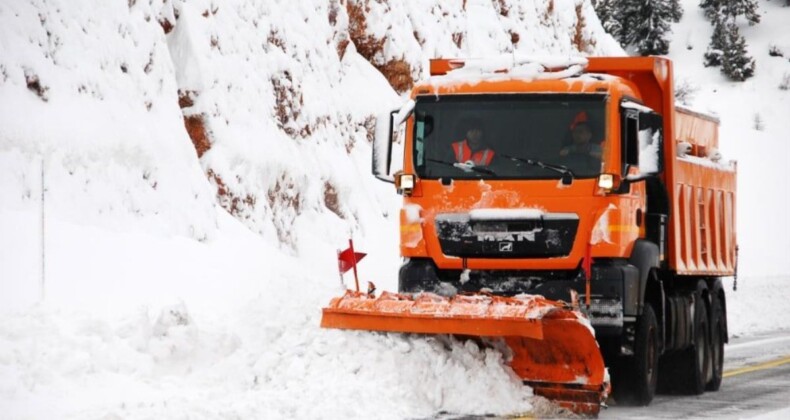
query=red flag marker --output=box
[338,239,366,291]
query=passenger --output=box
[560,111,602,159]
[451,118,495,166]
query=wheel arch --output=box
[628,239,660,315]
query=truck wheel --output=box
[706,297,725,391]
[660,291,710,395]
[613,304,659,405]
[691,292,711,394]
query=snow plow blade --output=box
[321,290,608,416]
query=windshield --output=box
[413,94,607,180]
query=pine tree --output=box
[596,0,683,56]
[700,0,722,19]
[702,0,760,24]
[592,0,623,41]
[720,21,755,81]
[700,0,759,77]
[623,0,677,56]
[703,14,727,66]
[668,0,684,22]
[723,0,760,25]
[616,0,640,46]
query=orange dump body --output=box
[322,291,608,415]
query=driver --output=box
[451,117,495,166]
[560,111,602,159]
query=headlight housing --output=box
[396,173,415,195]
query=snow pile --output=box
[0,208,543,418]
[0,298,535,419]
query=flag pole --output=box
[349,239,360,292]
[336,249,345,289]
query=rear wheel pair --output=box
[659,284,722,395]
[613,283,726,404]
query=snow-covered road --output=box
[600,330,790,419]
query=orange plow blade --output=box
[321,290,608,416]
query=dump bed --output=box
[669,107,737,275]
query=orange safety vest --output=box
[452,140,494,166]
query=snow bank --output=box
[0,300,536,419]
[726,275,790,338]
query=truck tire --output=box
[613,304,659,405]
[659,288,710,395]
[706,296,725,391]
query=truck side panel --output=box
[669,110,736,275]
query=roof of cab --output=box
[413,56,639,99]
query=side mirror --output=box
[372,109,398,183]
[372,101,415,184]
[622,109,639,174]
[621,104,665,176]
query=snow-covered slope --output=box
[0,0,788,418]
[0,0,218,240]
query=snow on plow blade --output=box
[321,290,608,416]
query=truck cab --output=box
[381,59,664,326]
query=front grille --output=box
[435,212,579,258]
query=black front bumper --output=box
[399,258,641,337]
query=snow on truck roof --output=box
[429,55,589,76]
[422,55,619,93]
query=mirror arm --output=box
[375,174,395,184]
[619,172,658,192]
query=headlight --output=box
[396,173,415,195]
[597,173,621,193]
[597,173,614,190]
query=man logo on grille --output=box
[499,242,513,252]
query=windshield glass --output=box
[413,94,607,180]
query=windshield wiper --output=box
[501,154,574,184]
[426,158,497,176]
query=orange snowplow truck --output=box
[322,56,736,414]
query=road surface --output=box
[600,329,790,419]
